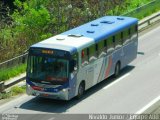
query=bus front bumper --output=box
[26,84,69,100]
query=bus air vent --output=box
[117,17,125,20]
[91,23,99,26]
[87,30,95,33]
[68,34,83,37]
[100,20,115,24]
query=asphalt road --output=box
[0,24,160,119]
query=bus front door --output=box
[86,65,94,89]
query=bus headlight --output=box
[62,88,70,92]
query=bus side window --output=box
[128,28,132,42]
[130,25,136,39]
[115,33,122,49]
[95,43,98,57]
[131,26,135,35]
[135,25,138,37]
[89,45,97,62]
[81,48,88,66]
[104,39,107,53]
[104,39,107,48]
[98,40,106,57]
[107,37,114,53]
[121,32,124,44]
[128,28,131,37]
[123,29,129,45]
[112,36,115,49]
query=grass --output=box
[0,85,26,100]
[0,64,26,82]
[107,0,160,20]
[123,0,160,19]
[11,85,26,96]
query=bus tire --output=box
[114,62,120,78]
[77,81,85,99]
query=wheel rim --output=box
[78,83,84,97]
[115,64,120,76]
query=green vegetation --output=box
[0,85,26,100]
[0,64,26,82]
[1,0,159,62]
[123,0,160,19]
[0,0,160,82]
[11,85,26,95]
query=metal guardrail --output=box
[0,53,28,70]
[139,13,160,26]
[5,76,26,89]
[138,12,160,32]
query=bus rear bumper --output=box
[26,84,69,100]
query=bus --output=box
[26,16,138,100]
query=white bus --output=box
[26,16,138,100]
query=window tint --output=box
[81,48,88,66]
[123,29,129,44]
[104,39,107,48]
[128,28,131,36]
[123,29,128,39]
[112,36,115,47]
[97,40,107,57]
[115,33,122,49]
[96,44,98,51]
[98,40,104,52]
[107,37,114,53]
[104,39,107,53]
[131,26,135,35]
[121,32,123,43]
[89,45,97,62]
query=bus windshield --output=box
[27,55,69,84]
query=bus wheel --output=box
[114,62,120,78]
[77,82,85,99]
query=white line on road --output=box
[103,73,130,90]
[136,96,160,114]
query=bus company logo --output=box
[2,114,18,120]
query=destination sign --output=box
[42,50,54,54]
[29,48,70,58]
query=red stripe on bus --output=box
[32,86,43,91]
[105,56,112,78]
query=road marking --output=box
[103,73,130,90]
[0,94,33,113]
[136,96,160,114]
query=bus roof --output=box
[31,16,138,54]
